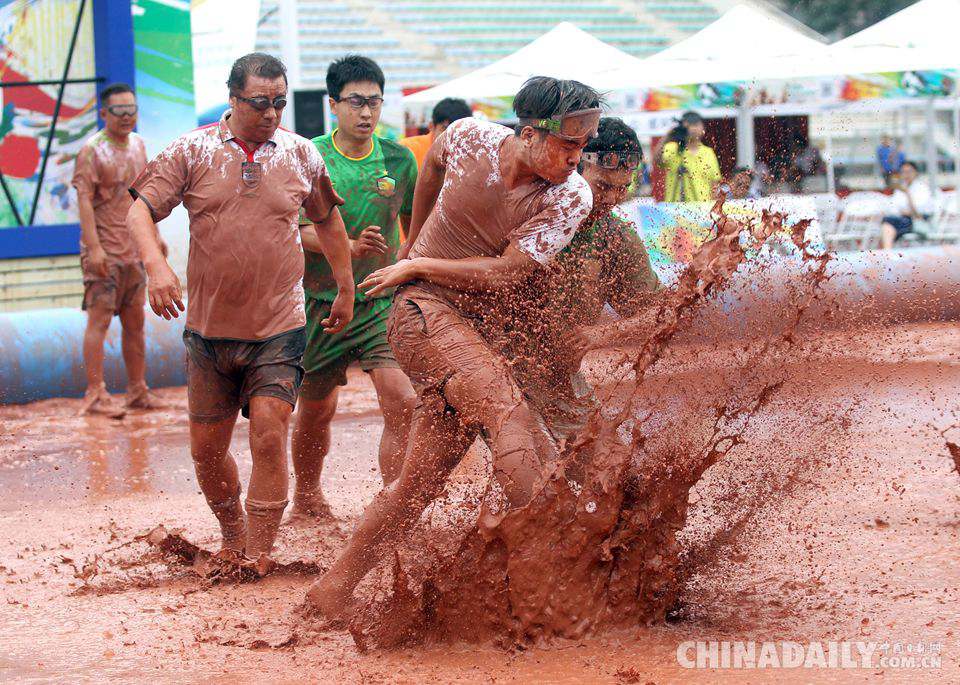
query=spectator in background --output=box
[879,160,935,249]
[715,166,758,200]
[72,83,165,417]
[877,135,905,187]
[653,111,722,202]
[792,140,825,191]
[400,97,472,170]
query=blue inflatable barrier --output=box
[0,247,957,406]
[0,306,185,405]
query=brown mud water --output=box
[342,205,843,649]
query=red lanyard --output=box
[232,138,262,163]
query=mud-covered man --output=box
[492,117,661,442]
[72,82,164,417]
[307,76,600,618]
[127,53,354,569]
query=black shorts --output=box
[183,327,306,423]
[883,215,929,240]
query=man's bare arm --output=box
[399,137,446,259]
[127,198,183,320]
[77,193,108,277]
[307,206,355,333]
[359,245,538,297]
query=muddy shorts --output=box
[300,296,398,401]
[183,327,306,422]
[81,261,146,315]
[388,286,524,417]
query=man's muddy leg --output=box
[291,389,339,519]
[368,367,417,485]
[245,395,294,558]
[118,301,147,390]
[443,366,556,508]
[305,395,474,618]
[189,413,245,552]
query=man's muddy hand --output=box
[145,260,184,320]
[350,225,388,259]
[322,290,355,334]
[359,259,421,297]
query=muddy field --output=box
[1,323,959,683]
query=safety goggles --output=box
[235,95,288,112]
[106,104,138,117]
[520,107,601,142]
[337,94,384,110]
[581,150,643,170]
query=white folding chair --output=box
[926,202,960,245]
[828,200,882,251]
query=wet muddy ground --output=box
[1,322,959,683]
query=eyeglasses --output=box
[582,150,643,171]
[520,107,602,143]
[337,94,384,110]
[106,104,138,117]
[235,95,288,112]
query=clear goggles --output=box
[581,150,643,170]
[521,107,602,142]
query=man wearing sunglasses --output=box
[305,76,599,620]
[492,118,660,441]
[127,53,354,570]
[72,82,165,417]
[291,55,419,522]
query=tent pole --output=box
[825,110,836,195]
[278,0,300,130]
[925,97,938,190]
[953,93,960,207]
[736,98,754,168]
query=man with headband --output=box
[305,76,599,619]
[496,117,660,442]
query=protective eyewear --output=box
[235,95,288,112]
[520,107,601,142]
[581,150,643,170]
[338,94,384,110]
[106,104,138,117]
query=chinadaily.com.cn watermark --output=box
[676,640,943,670]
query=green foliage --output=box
[776,0,916,39]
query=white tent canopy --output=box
[403,22,647,103]
[649,4,825,63]
[835,0,956,50]
[621,3,949,88]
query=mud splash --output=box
[337,204,835,649]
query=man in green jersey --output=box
[293,55,418,519]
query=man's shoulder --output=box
[379,136,417,167]
[310,131,334,151]
[446,117,509,148]
[547,171,592,208]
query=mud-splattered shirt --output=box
[130,111,343,341]
[303,131,417,303]
[410,117,592,309]
[71,130,147,270]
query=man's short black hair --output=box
[326,54,385,101]
[901,160,919,171]
[513,76,602,135]
[99,82,134,106]
[584,117,642,157]
[227,52,287,95]
[432,98,472,126]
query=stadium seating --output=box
[254,0,720,90]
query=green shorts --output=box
[300,296,398,400]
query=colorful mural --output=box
[618,196,824,281]
[0,0,97,228]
